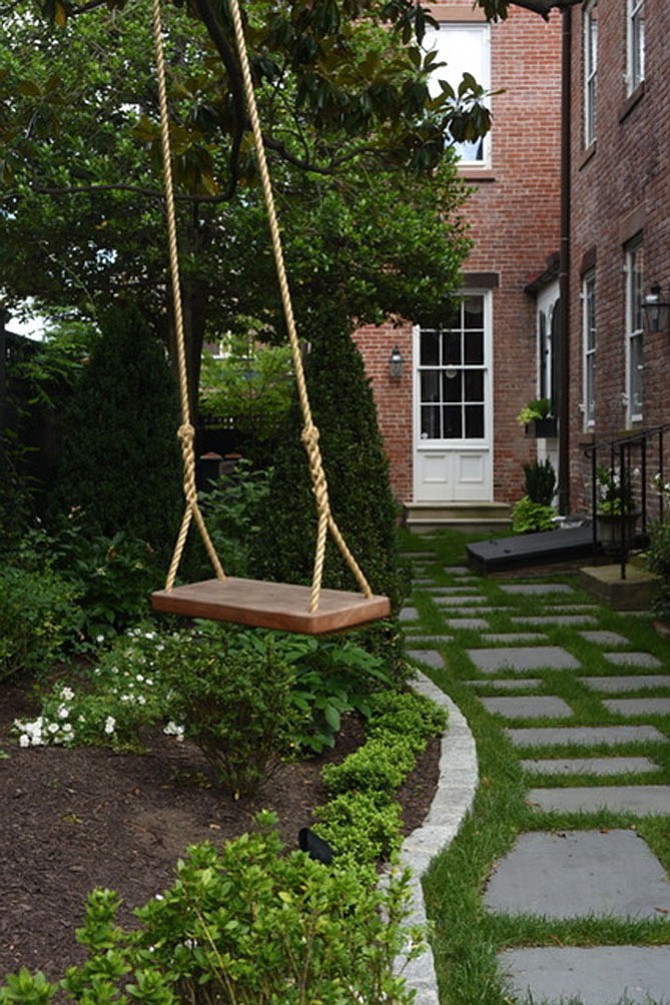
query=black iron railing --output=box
[583,422,670,579]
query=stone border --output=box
[393,674,478,1005]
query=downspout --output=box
[557,5,572,515]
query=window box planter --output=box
[595,512,639,557]
[525,417,557,438]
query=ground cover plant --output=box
[398,528,670,1005]
[0,601,445,996]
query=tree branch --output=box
[507,0,584,20]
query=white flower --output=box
[60,687,75,701]
[63,723,73,733]
[58,705,70,719]
[104,716,116,735]
[48,722,59,734]
[136,674,144,683]
[19,734,30,748]
[96,634,105,644]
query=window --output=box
[422,23,491,166]
[626,0,645,94]
[418,296,486,440]
[583,1,598,147]
[625,241,644,423]
[582,271,596,428]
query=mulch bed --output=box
[0,677,440,982]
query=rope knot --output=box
[301,424,320,451]
[177,422,195,446]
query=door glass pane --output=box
[465,405,485,438]
[420,331,439,366]
[443,406,462,439]
[421,370,440,402]
[443,370,462,402]
[421,406,441,439]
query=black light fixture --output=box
[388,345,404,379]
[641,283,670,333]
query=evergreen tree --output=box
[252,313,408,616]
[52,303,182,559]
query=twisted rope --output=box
[153,0,373,609]
[150,0,225,590]
[227,0,373,609]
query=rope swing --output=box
[149,0,390,633]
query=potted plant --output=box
[516,398,556,438]
[595,464,638,556]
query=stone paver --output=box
[603,651,664,668]
[603,697,670,716]
[399,607,419,622]
[443,617,490,630]
[407,649,445,670]
[484,829,670,919]
[444,566,471,575]
[431,586,483,595]
[480,632,546,643]
[499,583,575,595]
[467,646,579,673]
[512,614,599,626]
[528,784,670,816]
[433,595,488,606]
[506,724,666,747]
[579,674,670,692]
[404,635,454,645]
[471,678,543,691]
[499,945,670,1005]
[520,756,657,776]
[479,696,572,719]
[579,629,630,646]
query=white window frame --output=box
[626,0,645,95]
[625,240,644,425]
[582,270,596,430]
[583,1,598,148]
[422,23,491,168]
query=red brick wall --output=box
[356,2,563,504]
[568,2,670,513]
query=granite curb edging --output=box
[392,673,478,1005]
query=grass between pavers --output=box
[398,529,670,1005]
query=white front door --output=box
[413,293,492,502]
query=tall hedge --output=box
[51,303,182,559]
[252,321,408,615]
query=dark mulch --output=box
[0,678,440,982]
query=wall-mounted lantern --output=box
[641,283,670,333]
[388,346,405,379]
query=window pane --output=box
[464,297,484,329]
[421,406,441,439]
[443,370,462,402]
[421,370,441,402]
[443,329,462,365]
[443,406,462,439]
[464,370,484,401]
[464,331,484,365]
[465,405,484,438]
[420,331,439,366]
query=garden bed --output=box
[0,678,439,981]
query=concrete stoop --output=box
[579,563,660,611]
[403,500,512,534]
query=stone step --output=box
[403,501,512,533]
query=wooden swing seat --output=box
[151,577,391,634]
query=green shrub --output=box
[155,628,301,796]
[511,495,556,534]
[646,518,670,621]
[367,688,448,743]
[199,460,273,578]
[0,815,421,1005]
[13,519,164,643]
[322,737,417,794]
[50,303,182,562]
[523,457,556,506]
[314,790,403,863]
[0,566,81,680]
[251,321,409,617]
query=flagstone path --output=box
[399,549,670,1005]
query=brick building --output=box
[568,0,669,518]
[354,2,564,527]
